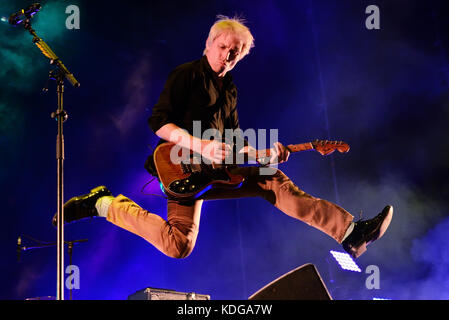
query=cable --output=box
[140,177,169,199]
[22,234,54,245]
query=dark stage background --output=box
[1,0,449,300]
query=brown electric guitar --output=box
[153,140,350,200]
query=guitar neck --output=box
[256,142,314,158]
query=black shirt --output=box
[148,55,245,145]
[145,56,247,176]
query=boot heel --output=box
[351,242,367,258]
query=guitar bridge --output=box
[180,162,192,174]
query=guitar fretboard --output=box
[255,142,314,158]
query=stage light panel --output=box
[330,250,362,272]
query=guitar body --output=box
[153,142,245,200]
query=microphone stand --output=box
[20,16,80,301]
[18,237,88,300]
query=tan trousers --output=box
[106,167,353,259]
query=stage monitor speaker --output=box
[248,263,332,300]
[128,287,210,300]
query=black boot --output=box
[52,186,112,227]
[342,205,393,258]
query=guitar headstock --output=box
[312,139,350,156]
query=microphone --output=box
[17,236,22,262]
[9,3,42,26]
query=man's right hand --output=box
[155,123,232,164]
[200,140,232,164]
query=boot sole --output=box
[371,205,393,244]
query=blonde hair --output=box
[204,15,255,57]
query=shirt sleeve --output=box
[148,65,194,133]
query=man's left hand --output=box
[269,142,290,164]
